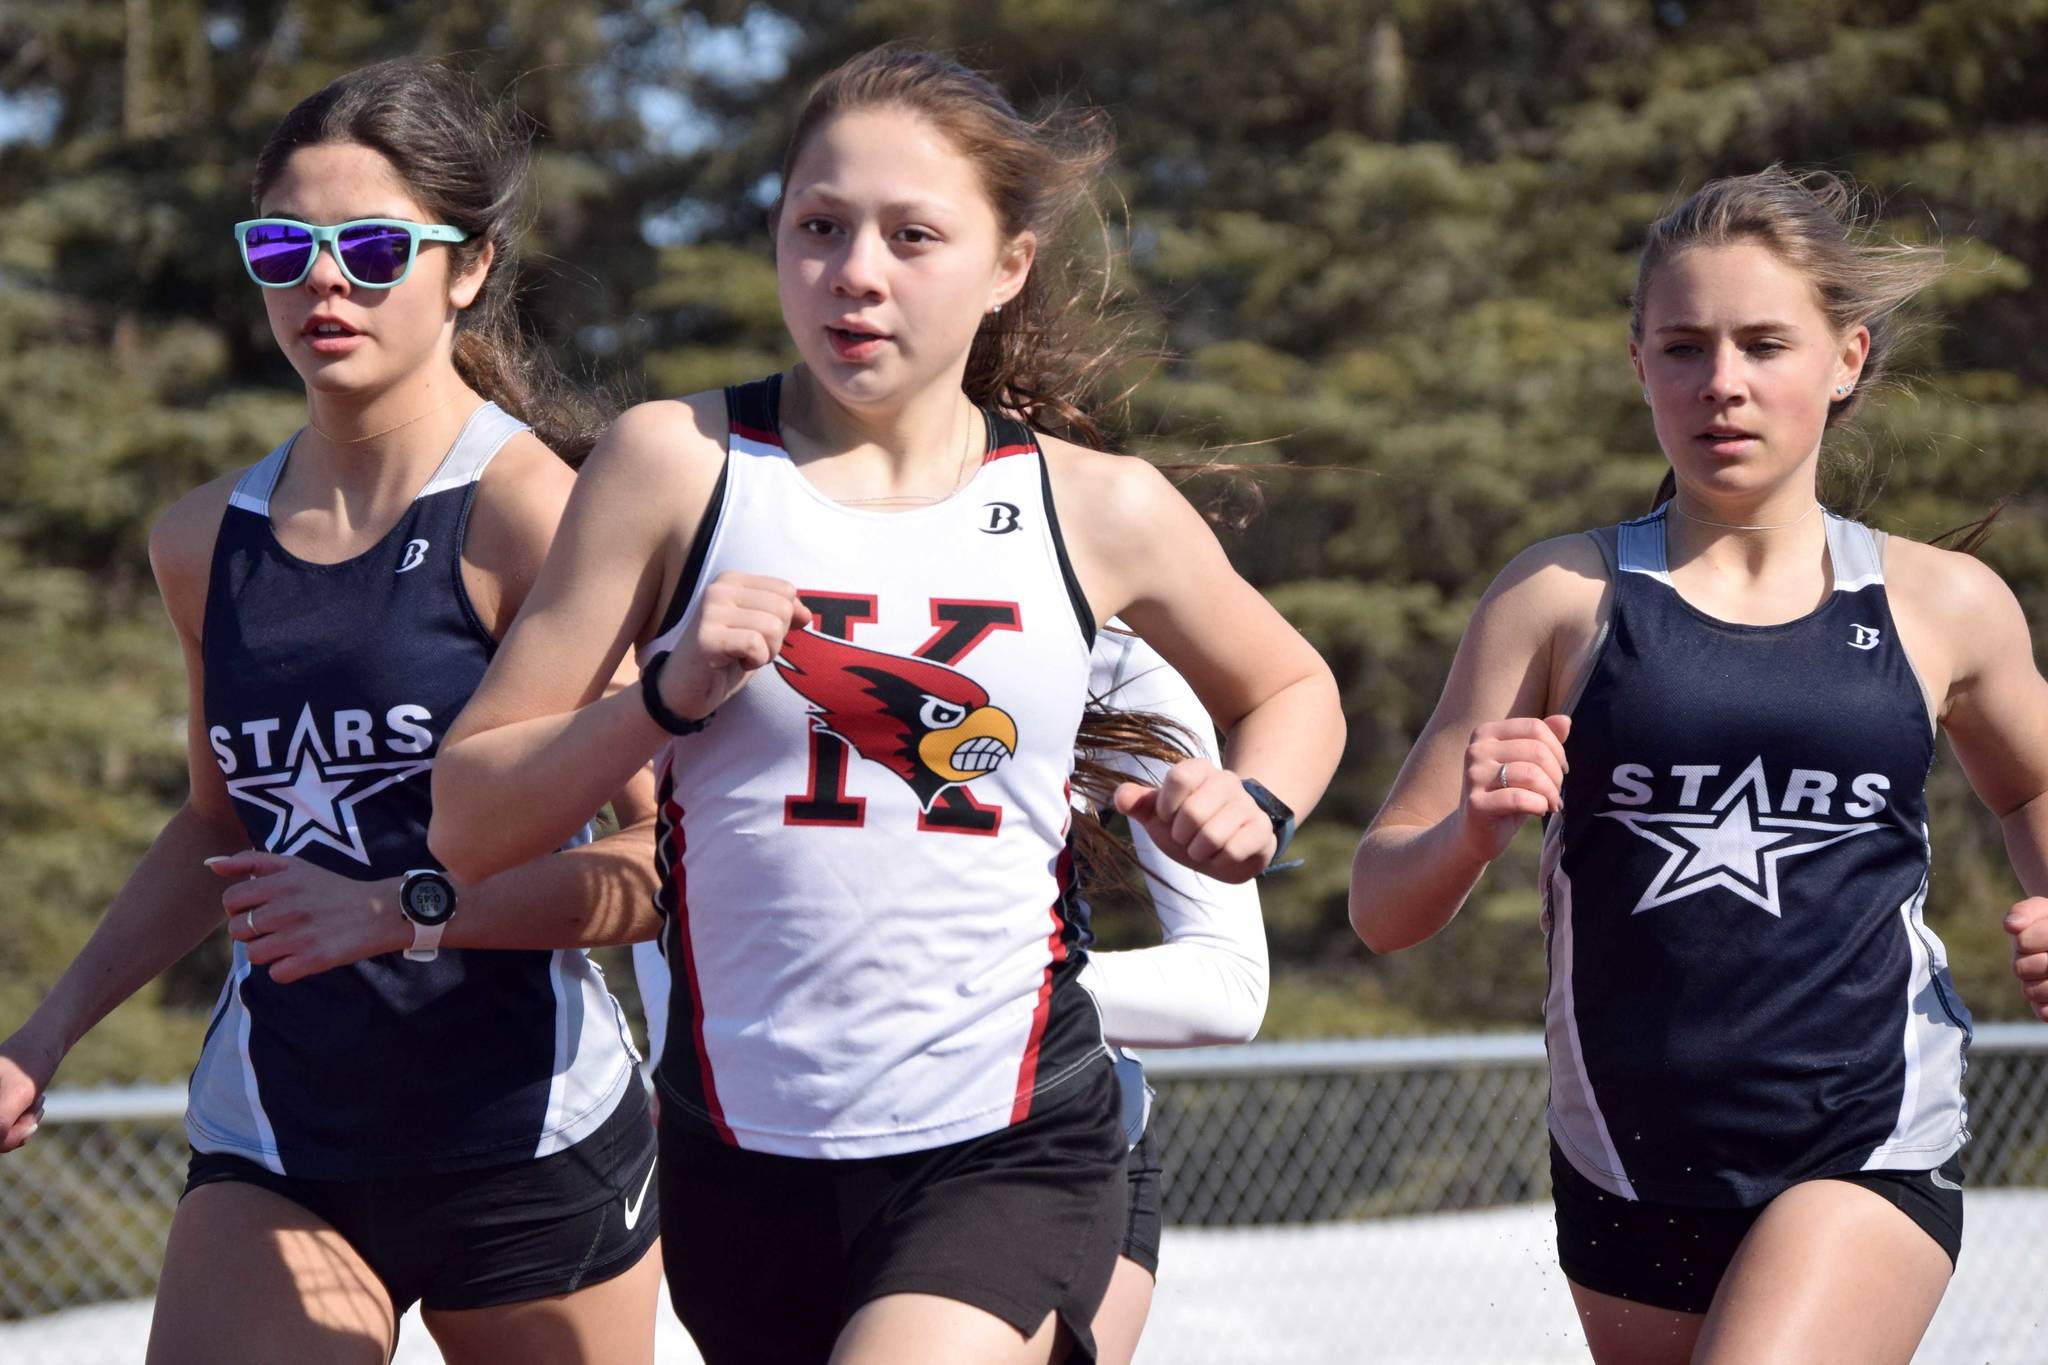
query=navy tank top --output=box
[189,403,640,1179]
[1541,508,1971,1207]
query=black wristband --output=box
[640,649,715,736]
[1240,777,1297,868]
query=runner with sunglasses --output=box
[431,47,1341,1365]
[0,60,663,1365]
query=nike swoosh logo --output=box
[623,1158,656,1230]
[1928,1170,1962,1192]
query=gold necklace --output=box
[797,389,983,507]
[1668,499,1821,532]
[307,392,464,446]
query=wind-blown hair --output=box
[1632,167,1950,524]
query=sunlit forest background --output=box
[3,0,2043,1084]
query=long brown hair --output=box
[774,46,1141,451]
[252,59,608,462]
[1069,681,1202,900]
[1630,168,1948,518]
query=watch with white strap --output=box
[398,868,458,962]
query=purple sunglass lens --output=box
[244,223,315,284]
[337,223,415,285]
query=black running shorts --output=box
[1551,1137,1963,1315]
[659,1057,1127,1364]
[182,1083,658,1314]
[1121,1126,1164,1277]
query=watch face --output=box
[403,872,456,925]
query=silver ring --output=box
[246,908,259,936]
[1496,762,1511,791]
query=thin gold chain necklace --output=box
[307,392,464,446]
[791,389,981,507]
[1668,499,1821,532]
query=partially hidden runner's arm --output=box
[1348,535,1608,954]
[619,637,1272,1058]
[1889,539,2048,1021]
[206,434,667,981]
[1078,633,1267,1047]
[429,395,810,884]
[1046,443,1345,884]
[0,481,254,1150]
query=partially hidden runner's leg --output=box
[1694,1179,1952,1365]
[1568,1282,1701,1365]
[426,1240,664,1365]
[146,1181,394,1365]
[832,1294,1070,1365]
[1089,1257,1157,1365]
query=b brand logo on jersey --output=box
[1849,625,1882,650]
[980,502,1021,534]
[211,702,435,865]
[1598,756,1888,918]
[396,539,430,574]
[775,593,1023,835]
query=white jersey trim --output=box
[185,945,285,1173]
[1542,850,1639,1200]
[1862,841,1971,1171]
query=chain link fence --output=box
[5,1027,2045,1361]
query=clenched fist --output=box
[1114,758,1278,884]
[657,572,814,722]
[1454,715,1571,865]
[2006,898,2048,1023]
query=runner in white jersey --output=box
[629,623,1268,1365]
[433,47,1342,1365]
[1351,170,2048,1365]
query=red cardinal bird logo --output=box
[776,629,1018,811]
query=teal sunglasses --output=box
[234,218,470,289]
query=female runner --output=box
[430,46,1341,1365]
[0,61,664,1364]
[627,622,1269,1365]
[1349,168,2048,1363]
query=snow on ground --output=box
[7,1194,2044,1363]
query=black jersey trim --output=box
[724,375,785,448]
[1033,441,1098,650]
[653,459,732,642]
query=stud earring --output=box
[1833,384,1851,397]
[1642,389,1651,402]
[989,302,1003,316]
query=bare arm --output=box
[1349,535,1606,953]
[209,768,663,976]
[430,395,762,884]
[1897,541,2048,1019]
[1051,445,1345,882]
[0,483,252,1150]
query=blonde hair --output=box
[1631,168,1947,510]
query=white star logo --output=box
[224,704,430,866]
[1600,757,1880,917]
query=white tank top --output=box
[645,376,1107,1158]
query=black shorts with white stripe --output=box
[182,1082,658,1315]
